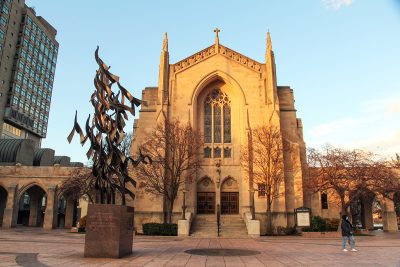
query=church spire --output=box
[267,30,272,52]
[163,32,168,52]
[158,32,170,106]
[265,30,279,118]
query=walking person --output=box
[341,214,357,252]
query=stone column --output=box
[310,192,321,217]
[28,194,39,226]
[382,197,398,232]
[64,197,75,228]
[43,186,55,230]
[2,184,17,228]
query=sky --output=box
[25,0,400,164]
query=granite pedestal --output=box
[84,204,134,258]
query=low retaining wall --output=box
[243,212,260,237]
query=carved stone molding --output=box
[219,46,262,72]
[174,46,216,72]
[173,45,262,74]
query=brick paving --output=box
[0,228,399,266]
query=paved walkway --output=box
[0,228,399,266]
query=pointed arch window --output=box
[203,89,231,158]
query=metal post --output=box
[217,204,221,237]
[181,190,187,220]
[250,189,255,220]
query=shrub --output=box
[284,226,298,235]
[276,226,285,235]
[276,226,298,235]
[77,215,87,232]
[325,218,340,231]
[143,223,177,236]
[301,216,340,232]
[301,226,313,232]
[79,216,87,228]
[311,216,327,231]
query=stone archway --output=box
[351,192,399,231]
[0,185,7,227]
[56,194,79,229]
[197,176,216,214]
[17,185,47,227]
[220,177,239,214]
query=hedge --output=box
[301,216,338,232]
[142,223,178,236]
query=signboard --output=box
[295,207,311,227]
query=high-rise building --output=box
[0,0,58,147]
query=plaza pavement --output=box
[0,228,399,267]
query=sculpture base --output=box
[84,204,134,258]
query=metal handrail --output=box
[217,204,221,237]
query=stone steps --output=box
[190,214,249,238]
[219,215,248,238]
[190,215,218,237]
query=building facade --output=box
[0,165,84,229]
[0,30,397,233]
[131,31,308,234]
[0,0,58,147]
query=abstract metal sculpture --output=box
[67,46,150,205]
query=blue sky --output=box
[26,0,400,163]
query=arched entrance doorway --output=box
[0,186,7,226]
[221,177,239,214]
[17,185,47,227]
[197,176,215,214]
[371,196,383,230]
[56,195,80,228]
[350,192,373,230]
[350,191,399,231]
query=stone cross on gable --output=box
[214,28,220,47]
[214,28,220,38]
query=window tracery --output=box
[203,89,231,158]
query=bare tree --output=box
[135,119,203,223]
[60,168,96,203]
[120,132,133,157]
[307,146,400,216]
[241,125,285,234]
[392,153,400,168]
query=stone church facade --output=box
[0,31,397,233]
[131,30,308,234]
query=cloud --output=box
[361,95,400,115]
[309,117,365,137]
[322,0,354,10]
[307,93,400,159]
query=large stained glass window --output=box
[203,89,231,158]
[204,103,212,143]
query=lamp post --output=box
[181,190,187,220]
[249,188,256,220]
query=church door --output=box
[221,192,239,214]
[197,192,215,214]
